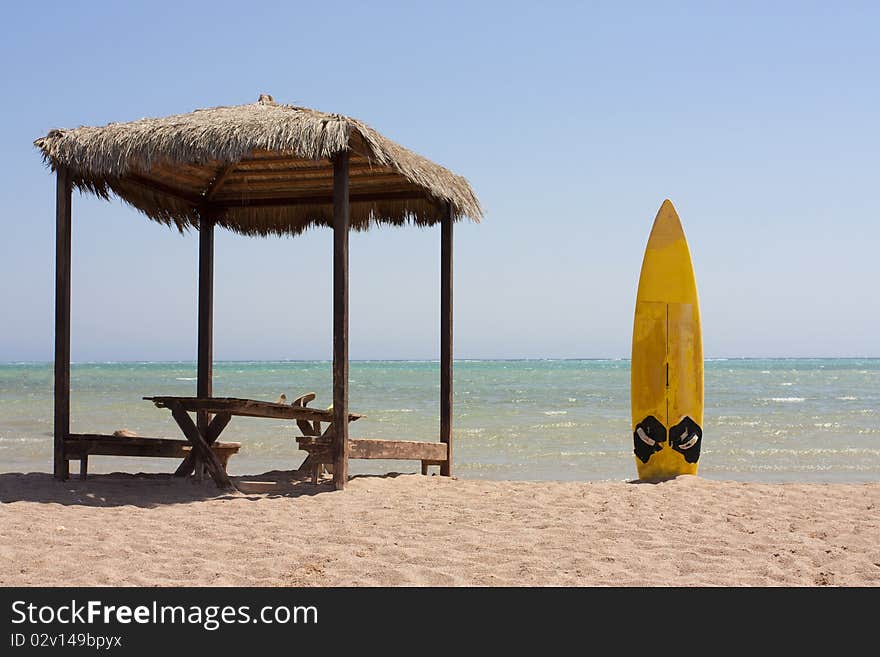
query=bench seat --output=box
[64,433,241,479]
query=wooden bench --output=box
[64,433,241,480]
[290,391,449,483]
[296,436,448,483]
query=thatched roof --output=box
[34,95,483,236]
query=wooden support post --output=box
[54,166,72,481]
[197,213,214,434]
[440,202,454,476]
[332,151,350,490]
[80,455,88,480]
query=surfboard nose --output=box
[647,198,687,249]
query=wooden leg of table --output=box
[296,454,314,473]
[421,460,428,475]
[80,456,88,480]
[174,412,231,477]
[168,402,233,489]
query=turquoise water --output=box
[0,359,877,483]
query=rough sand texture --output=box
[0,472,877,586]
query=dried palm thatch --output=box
[34,95,483,236]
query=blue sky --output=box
[1,1,877,360]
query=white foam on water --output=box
[531,421,578,429]
[837,396,858,400]
[175,377,197,381]
[727,447,880,457]
[543,411,567,416]
[767,397,806,402]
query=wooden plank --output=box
[333,150,350,490]
[65,434,240,460]
[349,439,448,461]
[440,202,454,476]
[54,166,71,481]
[196,213,214,434]
[168,401,233,489]
[144,396,362,422]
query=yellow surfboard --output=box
[631,199,703,480]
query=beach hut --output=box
[34,94,483,490]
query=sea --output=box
[0,359,877,483]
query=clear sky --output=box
[1,1,877,361]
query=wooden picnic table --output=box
[144,395,362,489]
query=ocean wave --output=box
[530,422,578,429]
[543,411,567,416]
[837,396,858,401]
[175,377,197,381]
[725,447,880,457]
[766,397,806,403]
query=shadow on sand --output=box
[0,469,375,508]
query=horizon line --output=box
[2,356,880,365]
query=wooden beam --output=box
[123,172,436,212]
[54,166,72,481]
[349,439,448,461]
[214,189,428,209]
[440,202,453,476]
[196,213,214,434]
[127,173,202,206]
[204,163,237,201]
[332,151,350,490]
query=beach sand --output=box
[0,471,877,587]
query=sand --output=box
[0,471,877,587]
